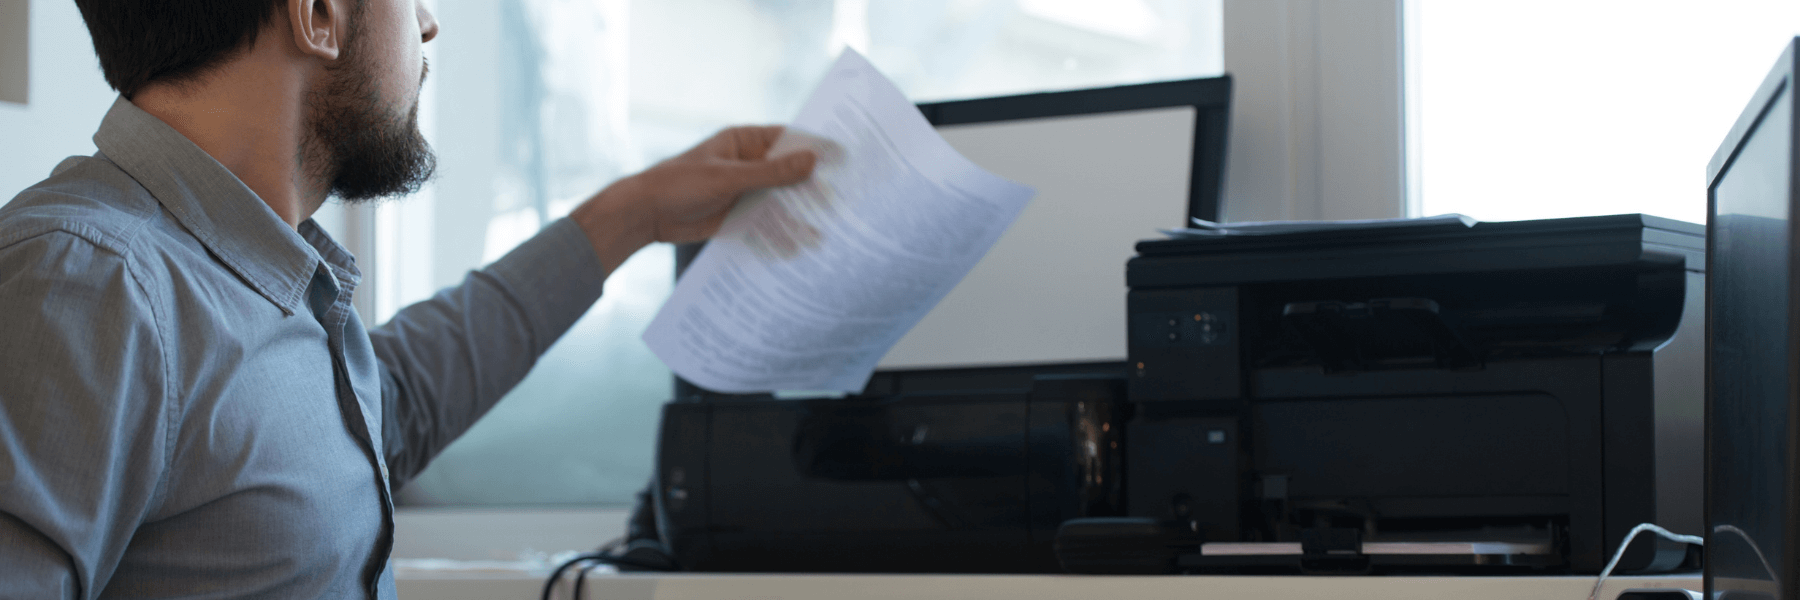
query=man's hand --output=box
[571,125,818,274]
[568,127,817,273]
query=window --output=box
[388,0,1225,506]
[1411,1,1800,224]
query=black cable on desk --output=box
[542,553,601,600]
[572,557,615,600]
[541,552,673,600]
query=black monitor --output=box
[1706,36,1800,600]
[674,76,1232,397]
[915,76,1232,224]
[884,77,1231,372]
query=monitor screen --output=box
[875,106,1198,369]
[878,77,1231,370]
[1706,37,1800,600]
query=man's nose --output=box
[417,0,439,43]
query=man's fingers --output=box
[639,147,816,244]
[725,125,787,160]
[711,151,817,193]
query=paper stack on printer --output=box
[641,49,1036,394]
[1163,213,1478,238]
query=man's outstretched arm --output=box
[371,126,815,487]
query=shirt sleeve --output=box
[0,231,171,600]
[371,217,608,488]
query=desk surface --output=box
[397,571,1702,600]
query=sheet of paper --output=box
[642,49,1035,393]
[1161,214,1478,238]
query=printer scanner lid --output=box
[1128,214,1703,290]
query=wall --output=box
[0,0,26,105]
[1220,0,1406,222]
[0,0,114,202]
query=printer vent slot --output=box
[1281,297,1478,373]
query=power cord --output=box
[571,556,605,600]
[541,534,683,600]
[541,553,604,600]
[1587,523,1704,600]
[540,551,672,600]
[1711,524,1782,591]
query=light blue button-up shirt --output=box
[0,98,608,598]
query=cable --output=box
[541,553,606,600]
[572,559,603,600]
[1712,524,1782,591]
[569,534,629,600]
[594,535,625,555]
[541,551,677,600]
[1587,523,1704,600]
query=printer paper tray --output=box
[1201,541,1555,556]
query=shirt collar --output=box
[92,96,331,316]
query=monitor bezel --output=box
[917,76,1233,224]
[1705,35,1800,600]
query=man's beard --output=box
[303,37,436,204]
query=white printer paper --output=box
[642,49,1035,393]
[1163,214,1478,238]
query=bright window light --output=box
[1413,0,1800,225]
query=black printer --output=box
[651,214,1704,575]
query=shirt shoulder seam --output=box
[0,222,119,256]
[0,201,159,258]
[120,248,178,517]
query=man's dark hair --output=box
[74,0,289,99]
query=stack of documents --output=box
[1164,214,1478,238]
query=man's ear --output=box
[288,0,348,61]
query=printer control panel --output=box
[1128,286,1240,403]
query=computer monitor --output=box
[1706,36,1800,600]
[674,76,1232,396]
[885,77,1232,370]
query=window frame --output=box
[1219,0,1407,223]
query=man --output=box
[0,0,815,597]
